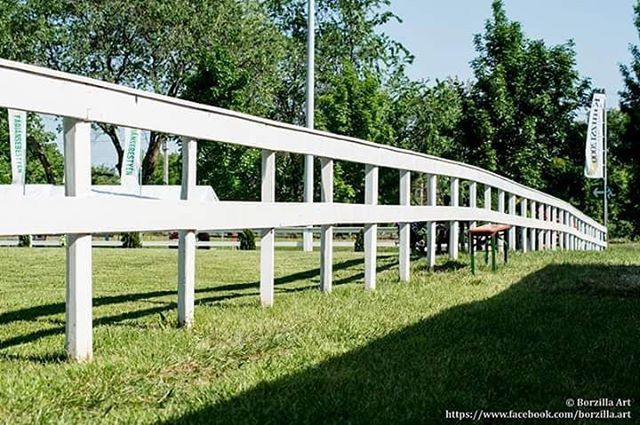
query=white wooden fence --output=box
[0,60,606,361]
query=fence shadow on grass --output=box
[0,256,397,353]
[163,264,640,425]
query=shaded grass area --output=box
[0,245,638,423]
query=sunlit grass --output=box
[0,244,638,423]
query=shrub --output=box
[354,229,364,252]
[238,229,256,250]
[17,235,32,247]
[121,232,143,248]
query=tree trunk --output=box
[29,139,56,184]
[98,123,124,174]
[142,132,164,184]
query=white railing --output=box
[0,60,606,361]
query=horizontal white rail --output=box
[0,59,604,232]
[0,59,606,361]
[0,199,606,247]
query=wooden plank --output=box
[521,198,528,253]
[0,200,606,248]
[469,182,477,229]
[0,60,604,233]
[530,201,537,251]
[320,158,333,292]
[508,194,516,249]
[63,118,93,362]
[260,150,276,307]
[364,164,378,290]
[427,175,438,269]
[398,170,411,282]
[449,178,459,260]
[177,138,197,327]
[303,154,314,252]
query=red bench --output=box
[469,224,512,274]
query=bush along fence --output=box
[0,60,606,361]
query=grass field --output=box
[0,244,638,424]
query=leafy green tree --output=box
[619,0,640,237]
[468,0,589,190]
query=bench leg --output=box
[484,237,489,265]
[491,235,497,272]
[470,235,475,275]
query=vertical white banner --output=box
[584,93,605,179]
[8,109,27,185]
[121,127,142,189]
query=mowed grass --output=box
[0,244,639,424]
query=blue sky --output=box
[384,0,638,106]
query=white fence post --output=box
[497,190,505,251]
[63,118,93,362]
[177,138,197,327]
[364,164,378,290]
[303,155,314,252]
[551,207,558,250]
[484,185,492,213]
[521,198,528,253]
[508,193,516,250]
[530,201,537,251]
[545,205,552,250]
[469,182,477,229]
[559,210,565,250]
[563,211,569,250]
[261,150,276,306]
[449,177,459,260]
[399,170,411,282]
[427,174,438,269]
[320,157,334,292]
[538,203,545,250]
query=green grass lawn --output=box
[0,244,638,424]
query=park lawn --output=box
[0,244,638,424]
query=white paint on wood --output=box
[261,150,276,307]
[545,205,552,250]
[469,182,477,229]
[427,175,438,269]
[508,194,516,249]
[364,164,378,290]
[177,138,197,327]
[498,190,505,251]
[449,177,459,260]
[484,185,492,212]
[63,118,92,362]
[303,154,314,252]
[320,157,333,292]
[530,201,537,251]
[538,204,545,250]
[0,60,604,234]
[521,198,528,253]
[399,170,410,282]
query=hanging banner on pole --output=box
[121,127,142,189]
[584,93,605,179]
[8,109,27,186]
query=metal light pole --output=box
[302,0,315,252]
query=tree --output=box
[619,0,640,238]
[9,0,282,183]
[468,0,589,190]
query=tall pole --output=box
[302,0,315,252]
[603,91,608,231]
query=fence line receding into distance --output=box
[0,60,607,361]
